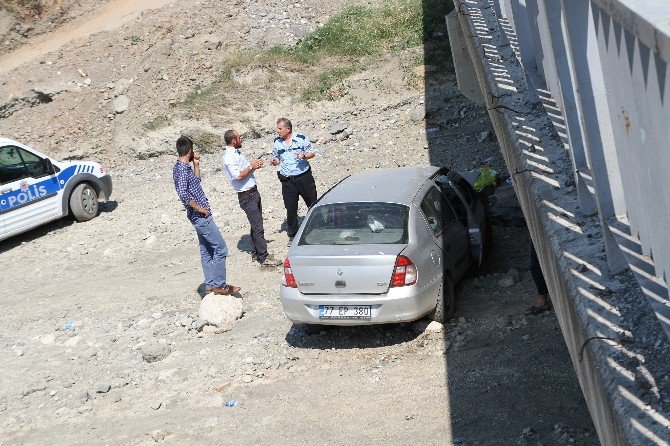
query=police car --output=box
[0,137,112,242]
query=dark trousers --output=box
[281,169,318,237]
[530,243,548,296]
[238,189,268,261]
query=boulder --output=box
[199,294,243,327]
[141,343,171,363]
[410,104,426,123]
[328,121,348,134]
[112,95,130,114]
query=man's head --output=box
[176,136,194,159]
[277,118,292,139]
[224,129,242,149]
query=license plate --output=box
[319,305,371,320]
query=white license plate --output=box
[319,305,371,320]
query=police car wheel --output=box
[70,182,98,222]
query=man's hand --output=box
[193,151,201,164]
[270,157,280,166]
[251,159,264,169]
[297,152,304,159]
[199,207,210,217]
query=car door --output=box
[419,185,470,281]
[0,145,61,237]
[436,172,486,268]
[0,181,6,239]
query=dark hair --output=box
[277,117,292,131]
[224,129,237,145]
[176,135,193,156]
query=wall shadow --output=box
[425,1,602,444]
[438,2,670,445]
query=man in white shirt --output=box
[222,129,281,267]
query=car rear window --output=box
[299,202,409,245]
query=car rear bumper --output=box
[279,281,439,325]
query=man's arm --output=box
[236,159,263,180]
[175,167,209,217]
[270,140,280,166]
[193,151,201,178]
[297,134,316,160]
[187,199,209,217]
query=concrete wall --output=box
[449,1,670,445]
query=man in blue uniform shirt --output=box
[270,117,318,245]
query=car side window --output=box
[20,148,49,179]
[420,186,456,237]
[436,176,468,226]
[0,146,28,185]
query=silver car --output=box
[280,166,490,325]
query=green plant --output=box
[130,35,141,45]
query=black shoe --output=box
[259,254,282,267]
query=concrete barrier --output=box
[448,2,670,445]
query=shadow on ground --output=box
[422,1,599,444]
[285,323,423,350]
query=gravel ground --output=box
[0,1,600,444]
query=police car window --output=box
[19,148,48,179]
[0,146,28,185]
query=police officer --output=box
[270,117,318,245]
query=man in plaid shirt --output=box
[173,136,240,295]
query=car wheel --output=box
[69,182,99,222]
[430,273,456,323]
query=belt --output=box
[283,168,311,180]
[238,186,258,196]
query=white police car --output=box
[0,137,112,242]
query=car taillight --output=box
[282,258,297,288]
[390,255,417,287]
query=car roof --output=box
[318,166,440,205]
[0,137,21,146]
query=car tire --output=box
[430,273,456,323]
[69,182,99,222]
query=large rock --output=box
[199,295,243,328]
[112,95,130,114]
[410,104,426,123]
[328,121,348,135]
[141,343,171,363]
